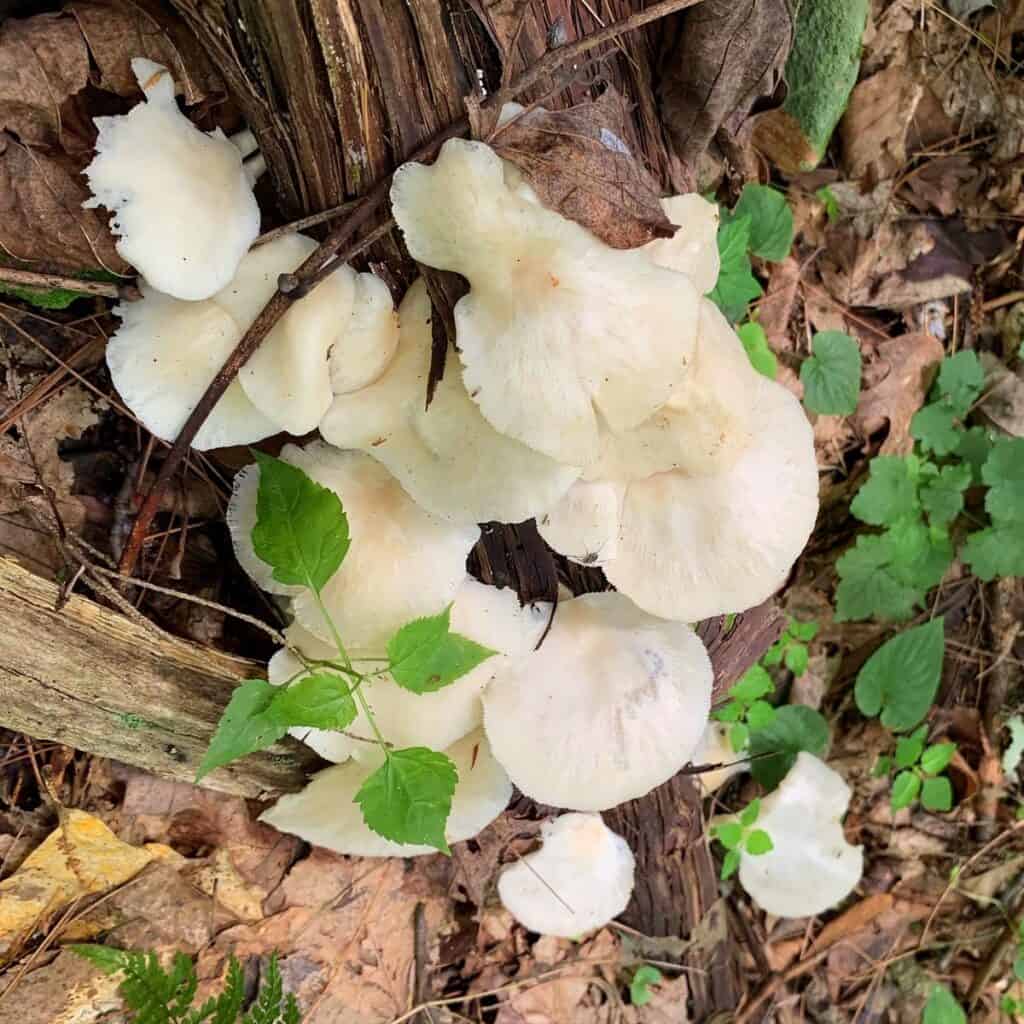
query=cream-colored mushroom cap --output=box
[497,813,635,937]
[328,272,400,395]
[320,279,579,525]
[270,579,552,762]
[536,478,623,567]
[737,753,863,918]
[83,59,260,301]
[390,138,700,467]
[483,592,713,811]
[644,194,721,294]
[692,722,747,795]
[259,730,511,857]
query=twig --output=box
[733,946,834,1024]
[0,267,131,301]
[116,0,702,576]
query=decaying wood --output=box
[0,557,320,799]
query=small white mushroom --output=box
[497,813,635,937]
[328,271,400,395]
[735,753,863,918]
[227,443,478,650]
[644,194,721,294]
[483,592,713,811]
[390,138,701,467]
[320,279,579,525]
[692,722,747,795]
[83,59,260,301]
[259,729,511,857]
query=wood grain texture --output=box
[0,558,320,799]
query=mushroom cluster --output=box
[89,70,825,938]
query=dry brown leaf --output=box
[980,353,1024,437]
[3,949,123,1024]
[840,67,923,181]
[757,256,801,354]
[811,892,896,954]
[852,332,944,453]
[492,90,673,249]
[623,974,689,1023]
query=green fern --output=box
[69,945,300,1024]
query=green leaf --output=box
[69,944,134,975]
[748,705,830,790]
[734,184,794,261]
[1014,955,1024,982]
[921,742,957,776]
[982,437,1024,526]
[709,214,763,321]
[721,848,741,880]
[739,798,761,828]
[762,642,784,667]
[911,402,963,457]
[921,775,954,812]
[251,451,350,592]
[387,607,497,694]
[737,321,778,379]
[266,672,357,731]
[712,699,744,723]
[790,620,819,642]
[891,770,921,810]
[895,733,925,769]
[955,426,994,483]
[1003,716,1024,775]
[854,619,945,731]
[629,965,663,1007]
[355,747,458,853]
[962,525,1024,581]
[936,350,985,417]
[729,664,775,703]
[729,722,750,753]
[872,755,893,777]
[816,185,839,223]
[196,680,287,782]
[783,643,809,676]
[744,829,774,855]
[920,463,972,528]
[850,456,920,527]
[746,700,776,731]
[800,331,862,415]
[713,821,744,850]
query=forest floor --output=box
[2,0,1024,1022]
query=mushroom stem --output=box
[243,153,267,186]
[229,129,259,158]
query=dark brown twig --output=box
[117,0,703,575]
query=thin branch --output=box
[117,0,702,575]
[0,267,132,301]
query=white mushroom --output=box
[644,194,721,294]
[83,59,260,301]
[328,271,400,395]
[692,722,747,795]
[483,592,713,811]
[320,279,579,525]
[498,813,635,937]
[227,442,478,650]
[390,138,701,467]
[735,753,863,918]
[259,729,511,857]
[269,578,552,762]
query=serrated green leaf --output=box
[713,821,744,850]
[721,847,741,880]
[387,606,496,693]
[712,699,744,723]
[197,679,287,782]
[267,672,357,731]
[355,747,458,853]
[762,643,784,667]
[69,944,134,975]
[895,733,925,769]
[962,525,1024,581]
[784,643,809,676]
[911,401,963,456]
[734,184,794,261]
[801,331,862,415]
[746,700,776,731]
[921,742,957,776]
[629,965,663,1007]
[739,798,761,828]
[744,829,774,855]
[891,770,921,810]
[936,350,985,417]
[982,436,1024,526]
[729,664,774,703]
[748,705,830,790]
[921,775,954,812]
[854,619,944,731]
[920,463,972,527]
[850,456,920,527]
[251,451,349,592]
[737,321,778,378]
[709,214,763,321]
[729,722,750,753]
[790,619,819,642]
[955,426,994,483]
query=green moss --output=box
[782,0,870,158]
[0,265,119,311]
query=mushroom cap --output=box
[644,194,721,294]
[497,813,635,937]
[259,729,512,857]
[83,59,260,301]
[737,753,863,918]
[482,592,713,811]
[328,272,400,395]
[107,285,278,450]
[692,722,747,795]
[604,375,818,621]
[269,579,552,762]
[581,299,758,482]
[320,279,580,525]
[390,139,700,466]
[535,478,623,567]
